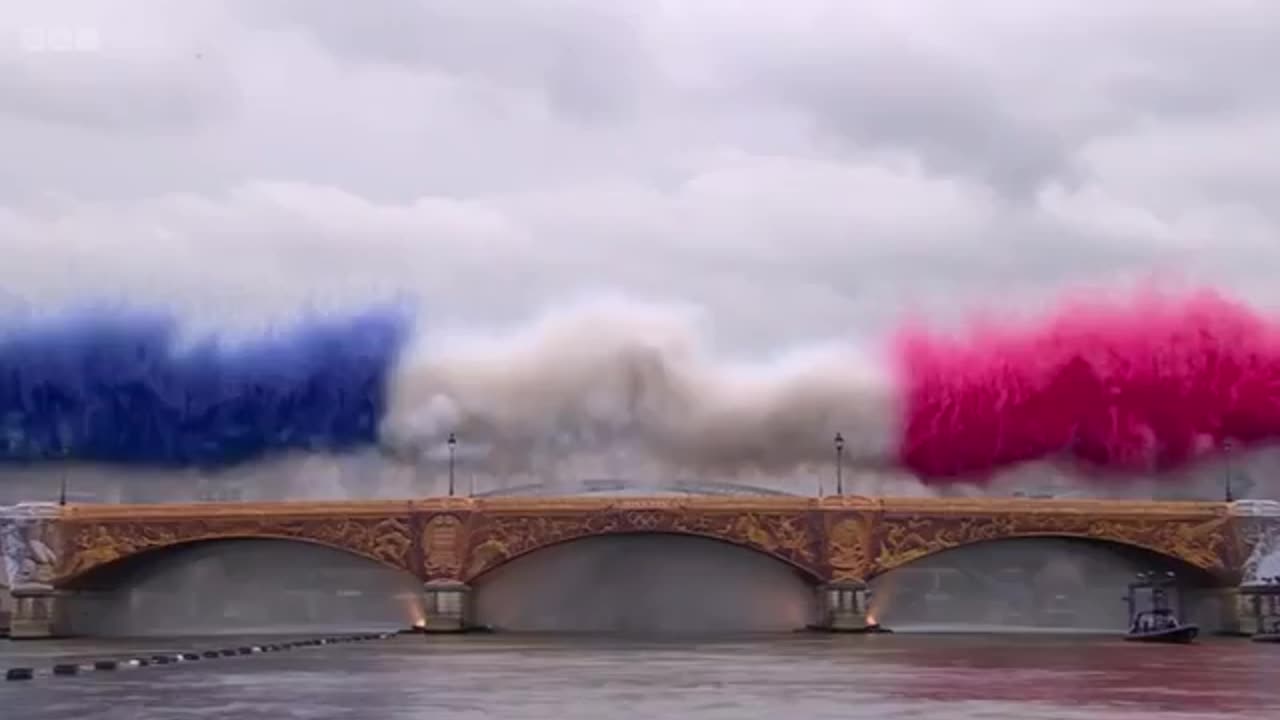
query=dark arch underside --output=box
[867,536,1225,632]
[470,533,819,633]
[467,529,822,585]
[59,534,411,589]
[58,537,423,637]
[870,533,1223,583]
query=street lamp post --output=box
[57,422,71,506]
[1225,438,1235,502]
[447,432,457,497]
[834,432,845,497]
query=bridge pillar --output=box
[7,584,68,639]
[421,580,471,633]
[1237,582,1280,636]
[1232,500,1280,635]
[815,581,874,632]
[1182,586,1247,635]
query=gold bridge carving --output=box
[421,513,467,580]
[58,514,414,582]
[462,508,821,581]
[870,510,1232,576]
[827,513,877,581]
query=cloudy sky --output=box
[3,0,1279,353]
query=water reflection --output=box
[0,634,1275,719]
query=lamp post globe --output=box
[834,433,846,496]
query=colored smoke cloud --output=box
[0,305,410,467]
[4,286,1280,496]
[898,289,1280,479]
[381,296,899,481]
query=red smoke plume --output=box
[896,289,1280,481]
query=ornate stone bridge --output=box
[3,496,1279,637]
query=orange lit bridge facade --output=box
[4,495,1280,637]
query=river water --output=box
[1,633,1276,719]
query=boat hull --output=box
[1124,624,1199,644]
[805,623,894,635]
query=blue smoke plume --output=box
[0,306,412,467]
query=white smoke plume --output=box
[380,295,901,488]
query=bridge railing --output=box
[472,479,799,498]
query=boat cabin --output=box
[1130,608,1182,633]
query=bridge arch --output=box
[862,534,1227,631]
[867,533,1222,583]
[59,535,415,590]
[861,508,1233,582]
[461,509,824,583]
[55,535,425,637]
[56,515,416,588]
[466,529,823,585]
[467,531,820,632]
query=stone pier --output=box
[420,580,471,632]
[7,585,62,639]
[1235,500,1280,636]
[815,581,875,631]
[1237,582,1280,635]
[1183,586,1247,635]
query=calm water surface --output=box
[1,633,1276,719]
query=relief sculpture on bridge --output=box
[0,503,61,589]
[868,504,1232,577]
[462,505,822,581]
[1234,501,1280,584]
[58,514,415,582]
[826,514,876,582]
[421,513,466,580]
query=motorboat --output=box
[1123,571,1198,644]
[1125,608,1199,644]
[806,620,894,634]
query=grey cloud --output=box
[0,0,237,132]
[752,47,1069,195]
[0,53,236,132]
[3,0,1280,350]
[237,0,654,122]
[6,0,1280,493]
[714,1,1280,198]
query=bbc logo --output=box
[19,27,101,53]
